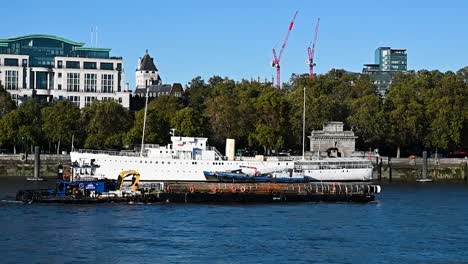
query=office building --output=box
[363,47,407,96]
[0,34,130,108]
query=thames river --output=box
[1,177,468,263]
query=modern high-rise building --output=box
[0,34,130,108]
[363,47,407,96]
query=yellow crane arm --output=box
[116,170,141,191]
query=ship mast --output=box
[140,80,150,157]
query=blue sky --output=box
[2,0,467,88]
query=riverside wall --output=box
[372,157,468,182]
[0,154,70,178]
[0,154,466,182]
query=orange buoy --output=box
[210,185,217,193]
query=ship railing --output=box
[234,156,297,161]
[74,149,140,157]
[207,146,224,160]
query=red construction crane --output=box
[307,18,320,79]
[272,11,298,88]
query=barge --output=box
[16,170,381,204]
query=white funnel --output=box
[225,139,235,161]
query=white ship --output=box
[70,83,373,182]
[70,136,374,182]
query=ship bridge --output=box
[146,136,224,160]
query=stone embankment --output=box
[0,154,70,178]
[373,157,468,182]
[0,154,466,182]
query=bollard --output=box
[376,157,382,181]
[34,146,40,179]
[388,156,392,182]
[27,146,43,181]
[422,151,428,179]
[464,162,467,182]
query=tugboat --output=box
[15,164,142,203]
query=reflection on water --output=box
[1,177,468,263]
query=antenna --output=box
[95,26,98,47]
[91,27,94,48]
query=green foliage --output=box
[126,95,182,146]
[0,110,21,152]
[42,101,80,153]
[249,89,291,153]
[17,99,44,150]
[0,67,466,156]
[81,101,133,149]
[422,72,466,149]
[0,84,16,118]
[171,108,207,137]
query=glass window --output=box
[4,58,19,66]
[100,63,113,70]
[5,70,18,90]
[22,59,28,67]
[84,73,97,92]
[101,74,114,93]
[66,61,80,69]
[67,96,80,107]
[85,96,97,106]
[83,62,97,69]
[67,73,80,92]
[57,61,63,68]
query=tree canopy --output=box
[0,68,465,157]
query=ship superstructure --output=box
[70,136,373,182]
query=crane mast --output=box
[272,11,298,88]
[307,18,320,79]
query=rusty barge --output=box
[16,179,381,204]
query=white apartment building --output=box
[0,34,130,108]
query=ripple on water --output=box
[1,183,468,263]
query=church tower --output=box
[135,50,162,89]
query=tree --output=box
[185,76,211,110]
[0,110,21,153]
[249,89,291,154]
[126,95,182,147]
[346,75,385,149]
[384,73,426,157]
[171,108,207,137]
[423,71,466,149]
[81,101,133,149]
[347,95,385,149]
[206,94,244,144]
[42,101,80,154]
[0,83,16,118]
[126,107,170,147]
[17,99,44,153]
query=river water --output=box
[1,177,467,263]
